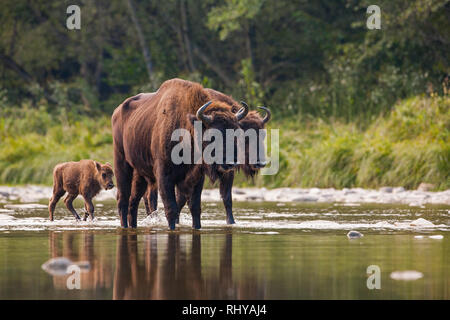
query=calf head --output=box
[95,162,115,190]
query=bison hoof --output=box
[192,223,201,230]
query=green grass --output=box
[0,95,449,190]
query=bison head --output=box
[238,106,271,177]
[189,100,249,173]
[95,162,115,190]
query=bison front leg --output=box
[114,156,133,228]
[219,172,235,224]
[187,176,205,230]
[175,186,187,224]
[157,173,178,230]
[128,173,147,228]
[144,184,158,215]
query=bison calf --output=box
[48,160,115,221]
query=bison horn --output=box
[236,101,249,121]
[196,101,213,124]
[258,106,271,124]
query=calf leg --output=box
[83,196,95,221]
[49,189,65,221]
[219,172,235,224]
[128,172,147,228]
[64,194,81,221]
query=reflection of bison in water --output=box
[143,88,271,225]
[112,79,248,229]
[48,160,115,221]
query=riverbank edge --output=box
[1,185,449,206]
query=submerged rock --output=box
[390,270,423,281]
[41,257,73,276]
[429,235,444,240]
[347,230,364,239]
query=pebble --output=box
[347,230,364,239]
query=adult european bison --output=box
[143,88,271,225]
[111,79,248,229]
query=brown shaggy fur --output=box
[48,160,114,221]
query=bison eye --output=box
[102,173,106,179]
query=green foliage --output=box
[244,95,450,190]
[0,106,112,185]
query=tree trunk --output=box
[180,0,196,72]
[125,0,153,80]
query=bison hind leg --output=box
[49,189,66,221]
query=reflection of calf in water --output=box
[113,232,265,299]
[47,231,113,290]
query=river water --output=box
[0,200,448,299]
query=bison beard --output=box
[143,88,271,225]
[111,79,246,229]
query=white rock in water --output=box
[410,218,435,227]
[429,235,444,240]
[347,230,364,239]
[41,257,73,276]
[390,270,423,281]
[41,257,91,276]
[414,235,425,239]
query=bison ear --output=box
[95,161,102,172]
[105,162,112,168]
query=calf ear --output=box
[95,161,102,172]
